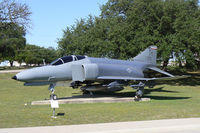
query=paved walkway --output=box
[0,69,25,73]
[0,118,200,133]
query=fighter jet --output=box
[12,46,185,100]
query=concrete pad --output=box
[1,118,200,133]
[31,95,150,105]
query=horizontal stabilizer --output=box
[147,66,174,77]
[151,75,190,81]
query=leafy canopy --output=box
[58,0,200,70]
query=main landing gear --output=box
[131,82,145,101]
[48,83,57,100]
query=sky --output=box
[17,0,108,48]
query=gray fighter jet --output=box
[12,46,184,99]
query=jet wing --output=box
[97,75,189,81]
[147,66,174,77]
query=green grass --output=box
[0,72,200,128]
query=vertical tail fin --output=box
[133,46,157,65]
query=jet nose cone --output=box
[12,75,17,80]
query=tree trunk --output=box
[178,60,183,68]
[162,60,168,70]
[9,60,14,67]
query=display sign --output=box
[50,100,59,108]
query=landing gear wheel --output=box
[134,88,144,101]
[134,95,142,101]
[50,94,57,100]
[131,81,146,101]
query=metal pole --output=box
[53,108,55,117]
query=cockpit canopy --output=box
[50,55,86,66]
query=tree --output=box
[17,44,58,66]
[0,0,31,30]
[172,0,200,69]
[58,0,200,70]
[0,0,31,65]
[0,22,26,66]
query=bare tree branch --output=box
[0,0,32,30]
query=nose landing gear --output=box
[48,83,57,100]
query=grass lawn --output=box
[0,72,200,128]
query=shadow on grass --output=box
[57,87,190,101]
[143,96,190,100]
[144,87,190,100]
[144,87,179,94]
[157,73,200,86]
[57,113,65,116]
[57,91,135,100]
